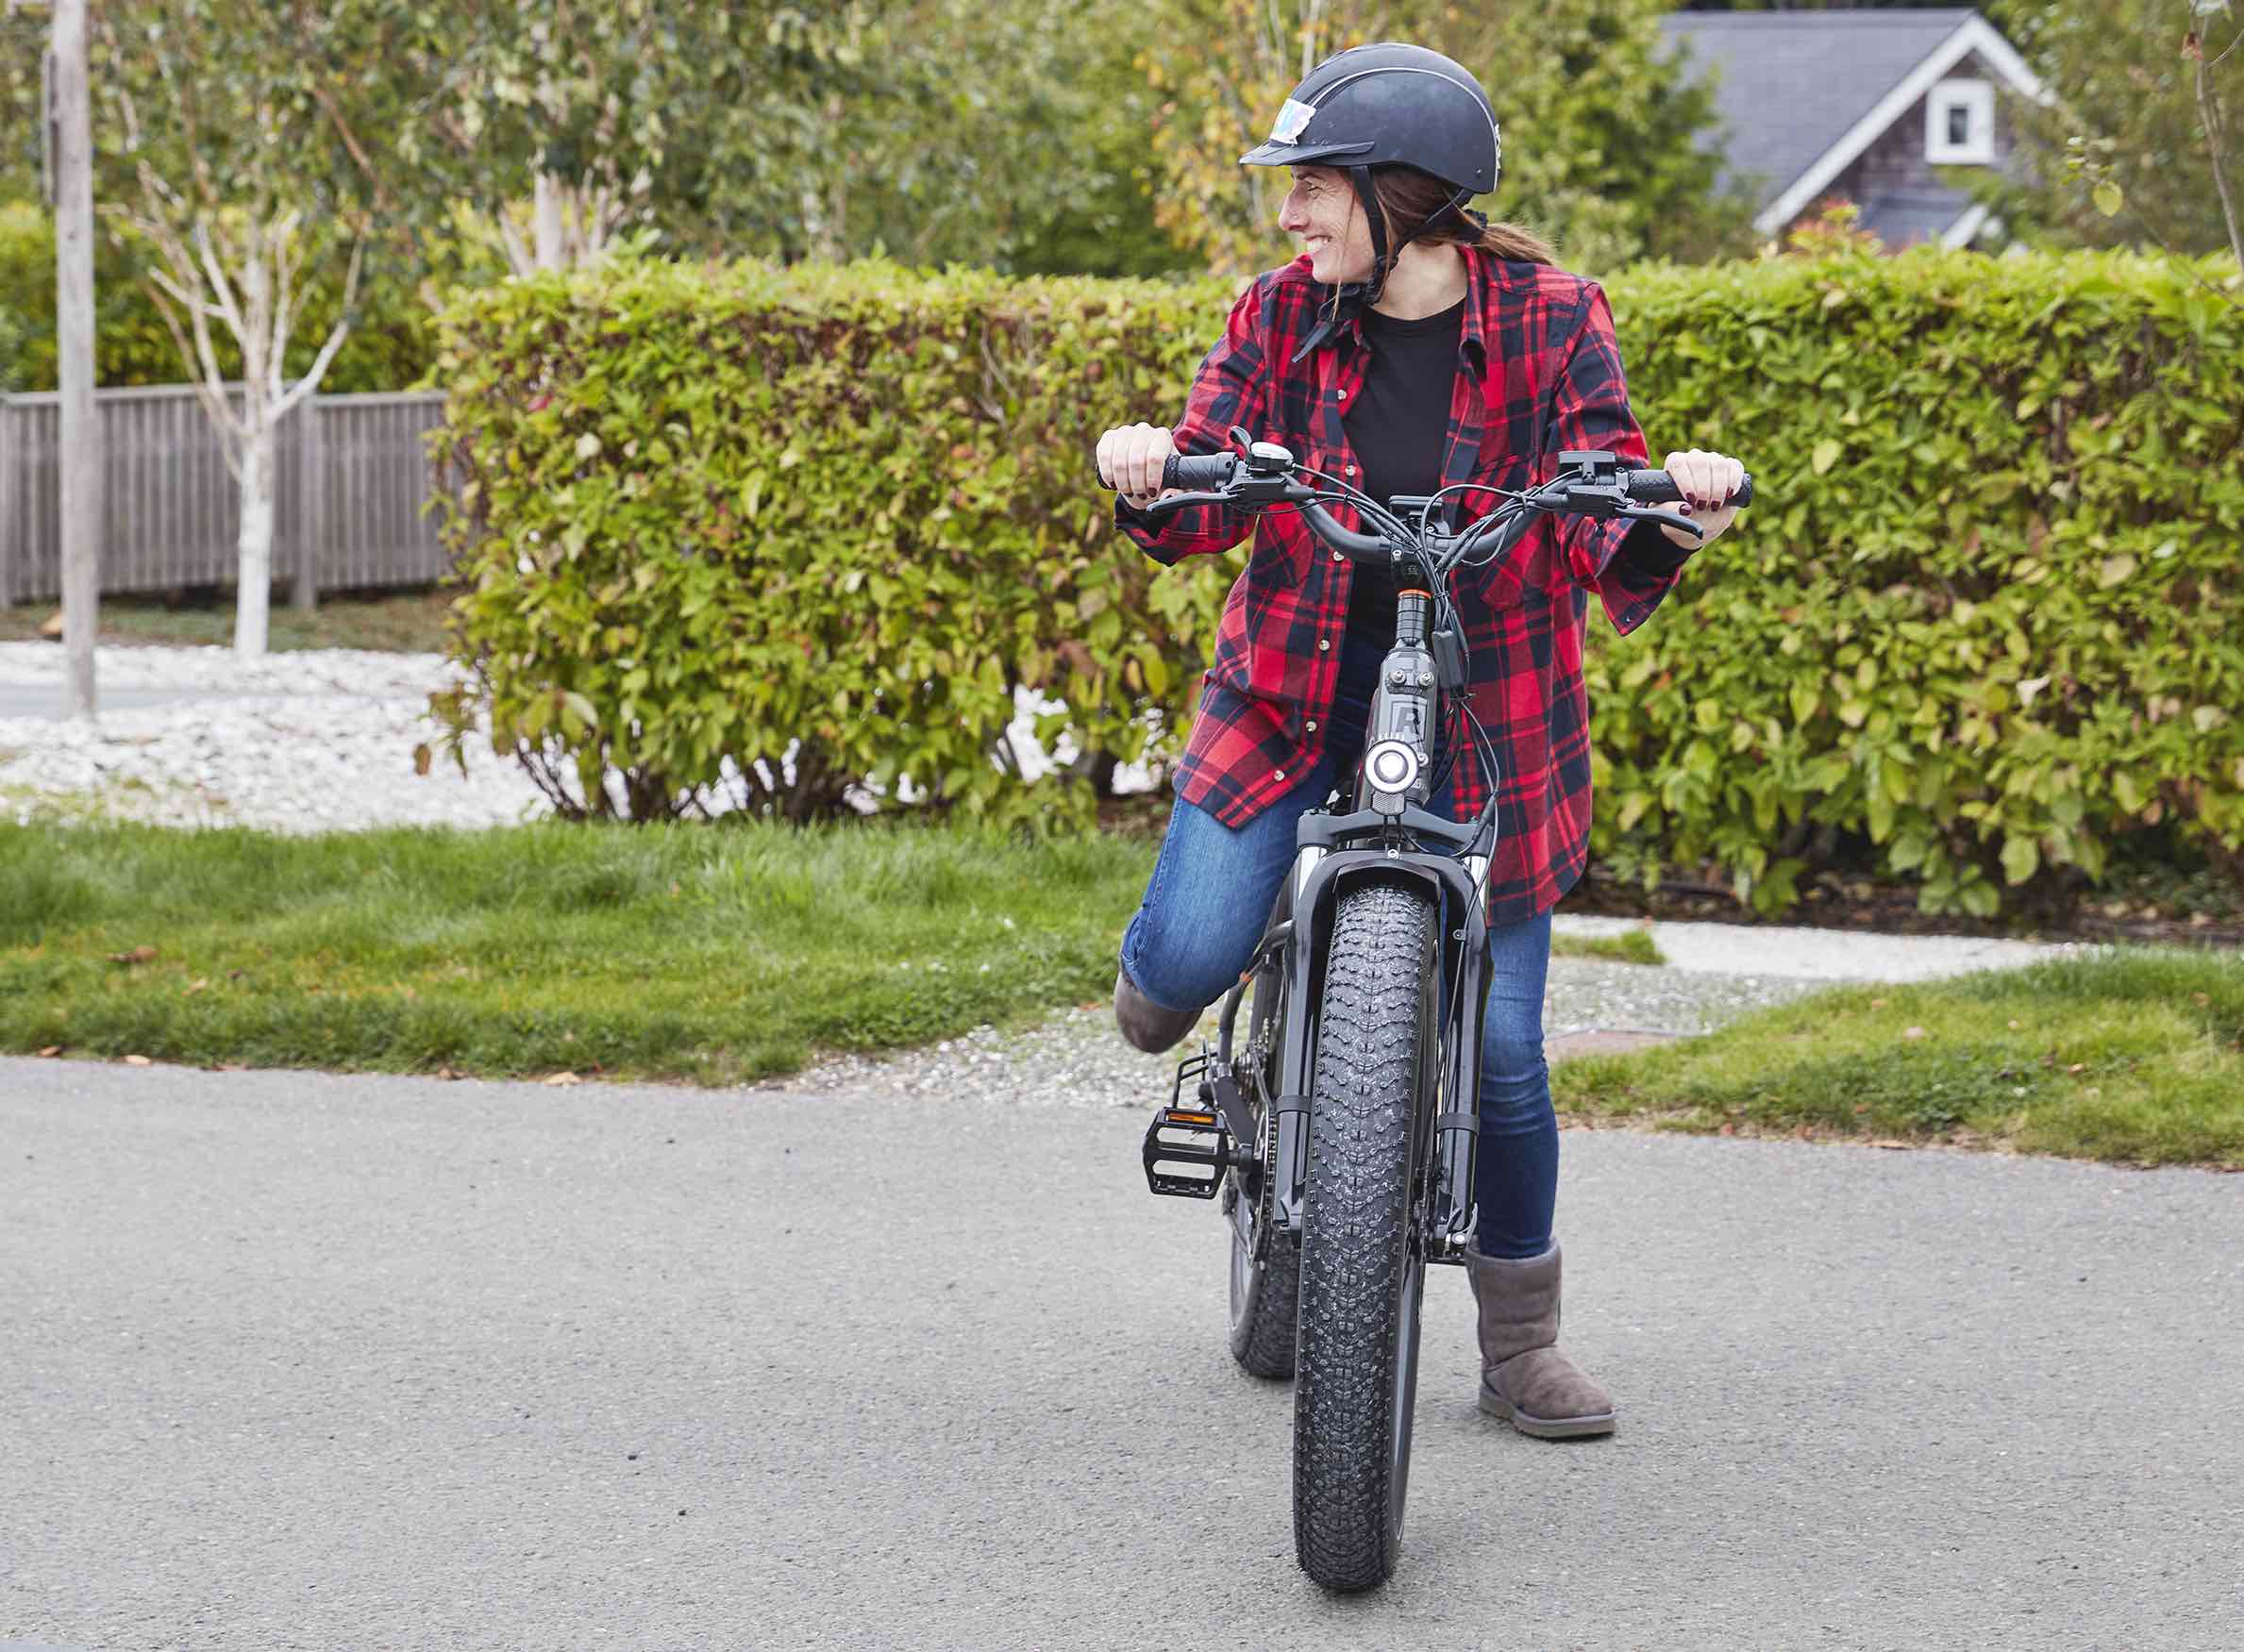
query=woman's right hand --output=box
[1096,423,1180,510]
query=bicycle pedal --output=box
[1142,1100,1231,1199]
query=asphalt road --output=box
[5,1054,2241,1651]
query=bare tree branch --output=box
[139,270,244,477]
[191,216,251,347]
[272,238,365,420]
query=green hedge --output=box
[427,257,1242,832]
[1588,249,2244,914]
[429,246,2244,914]
[0,202,457,392]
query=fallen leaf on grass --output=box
[543,1071,582,1087]
[1870,997,1888,1010]
[123,1054,152,1067]
[183,977,209,995]
[435,1065,461,1081]
[1903,1026,1928,1041]
[36,1045,62,1058]
[2008,1019,2023,1030]
[107,945,158,965]
[2068,1062,2086,1075]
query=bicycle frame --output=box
[1210,556,1500,1274]
[1136,439,1748,1263]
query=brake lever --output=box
[1136,488,1236,517]
[1616,503,1702,541]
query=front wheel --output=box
[1291,879,1437,1594]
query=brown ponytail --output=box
[1368,165,1557,267]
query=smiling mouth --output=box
[1305,236,1331,253]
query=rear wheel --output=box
[1291,880,1437,1594]
[1228,947,1301,1377]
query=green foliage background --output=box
[0,202,494,393]
[430,244,2244,915]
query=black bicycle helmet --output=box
[1240,42,1503,355]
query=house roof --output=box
[1657,8,2043,235]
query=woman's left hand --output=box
[1657,448,1748,549]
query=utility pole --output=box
[52,0,100,719]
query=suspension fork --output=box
[1268,831,1492,1250]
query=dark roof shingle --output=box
[1656,8,1982,208]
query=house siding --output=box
[1825,51,2023,246]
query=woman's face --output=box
[1277,166,1375,286]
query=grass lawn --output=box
[1,820,1151,1085]
[1550,927,1665,966]
[9,820,2237,1168]
[1552,950,2244,1169]
[0,589,454,653]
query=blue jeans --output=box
[1118,632,1558,1260]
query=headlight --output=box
[1365,739,1420,794]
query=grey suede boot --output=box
[1464,1242,1616,1439]
[1113,966,1201,1055]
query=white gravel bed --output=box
[0,642,548,831]
[748,957,1828,1113]
[0,642,1156,832]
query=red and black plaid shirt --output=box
[1117,247,1692,925]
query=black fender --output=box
[1283,805,1499,1246]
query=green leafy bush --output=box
[1586,246,2244,915]
[428,256,1240,831]
[429,246,2244,912]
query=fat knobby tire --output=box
[1230,963,1302,1379]
[1292,879,1435,1593]
[1230,1227,1300,1378]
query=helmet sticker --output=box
[1269,98,1317,144]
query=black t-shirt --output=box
[1341,297,1465,642]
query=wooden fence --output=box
[0,384,449,608]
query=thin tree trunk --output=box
[234,417,276,659]
[54,0,99,720]
[535,171,566,270]
[2198,52,2244,271]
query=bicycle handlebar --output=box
[1143,452,1755,512]
[1164,453,1238,492]
[1622,469,1755,509]
[1098,437,1757,579]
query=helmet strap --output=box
[1349,173,1482,307]
[1288,176,1479,363]
[1289,281,1363,364]
[1348,167,1393,305]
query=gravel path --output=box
[752,957,1826,1112]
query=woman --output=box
[1094,42,1745,1441]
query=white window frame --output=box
[1926,78,1996,166]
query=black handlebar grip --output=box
[1627,469,1754,509]
[1163,453,1238,492]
